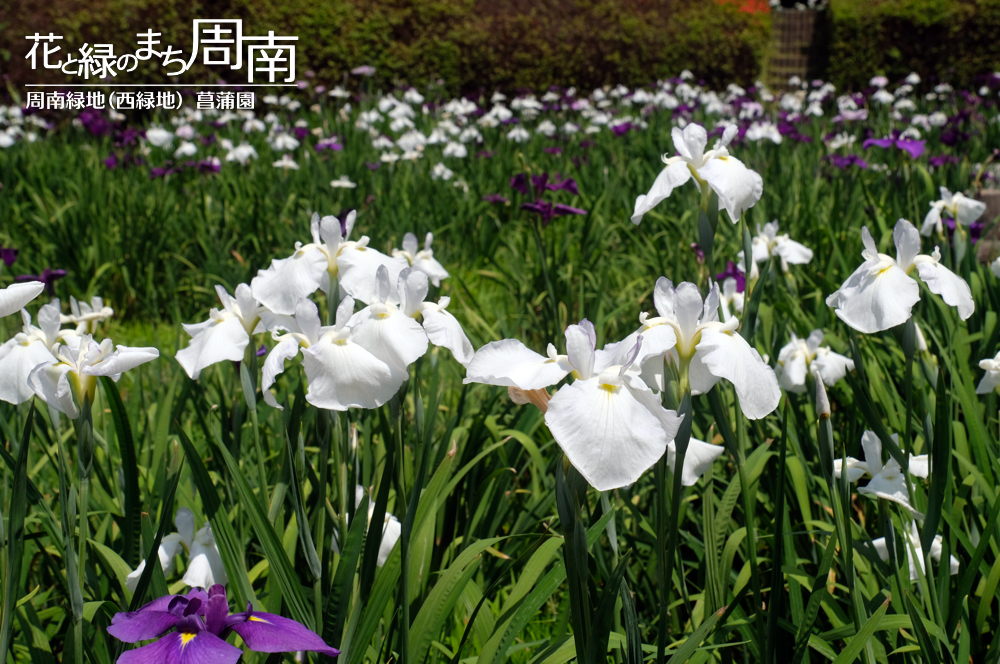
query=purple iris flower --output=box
[544,147,563,155]
[293,127,311,141]
[79,109,112,137]
[543,175,579,196]
[826,154,868,170]
[483,194,509,204]
[193,158,222,174]
[611,122,636,137]
[929,155,960,168]
[1,247,17,267]
[476,150,494,159]
[16,268,66,294]
[579,140,595,150]
[689,243,704,265]
[862,130,925,159]
[114,127,142,147]
[256,344,268,357]
[104,152,119,170]
[715,261,745,293]
[510,173,530,196]
[315,138,344,152]
[201,133,217,146]
[944,217,984,245]
[520,200,587,226]
[365,162,380,170]
[107,585,339,663]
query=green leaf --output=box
[0,403,34,661]
[829,596,890,664]
[175,426,257,611]
[324,494,369,650]
[100,376,141,568]
[590,550,632,664]
[665,606,725,664]
[208,431,313,629]
[410,537,503,664]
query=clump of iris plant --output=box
[107,584,339,663]
[509,172,587,226]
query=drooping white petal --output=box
[175,317,248,380]
[85,346,159,377]
[954,195,986,226]
[921,205,943,237]
[928,535,960,576]
[977,363,1000,394]
[464,339,571,390]
[913,259,974,320]
[696,155,763,223]
[773,237,814,265]
[174,508,196,548]
[776,350,809,393]
[378,516,402,567]
[829,264,920,334]
[858,465,920,515]
[667,437,725,486]
[250,246,328,316]
[0,282,45,318]
[908,454,930,478]
[631,161,691,225]
[833,457,870,482]
[0,338,56,404]
[183,525,228,589]
[420,307,474,366]
[337,247,409,305]
[349,306,428,371]
[301,335,406,410]
[545,377,671,491]
[696,327,781,419]
[261,338,303,409]
[812,349,854,387]
[28,361,79,418]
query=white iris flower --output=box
[616,278,781,420]
[176,284,267,380]
[826,219,973,334]
[774,330,854,394]
[833,431,929,515]
[632,123,763,225]
[921,186,986,237]
[392,232,449,287]
[29,334,159,419]
[465,320,684,491]
[251,211,407,315]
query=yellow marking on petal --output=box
[601,384,615,394]
[376,313,390,320]
[249,616,270,623]
[180,633,196,649]
[336,339,347,346]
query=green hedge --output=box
[3,0,770,94]
[827,0,1000,89]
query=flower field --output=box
[2,69,1000,663]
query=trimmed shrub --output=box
[3,0,770,94]
[827,0,1000,89]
